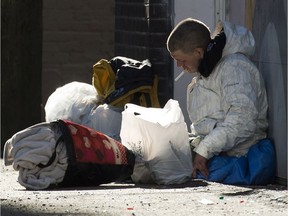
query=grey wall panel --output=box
[252,0,287,182]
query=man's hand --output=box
[192,153,209,179]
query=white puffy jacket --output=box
[187,21,268,159]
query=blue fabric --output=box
[196,139,276,185]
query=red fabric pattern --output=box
[63,120,128,165]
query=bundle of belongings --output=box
[4,120,135,190]
[3,99,193,190]
[4,56,193,190]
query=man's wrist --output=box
[194,144,212,159]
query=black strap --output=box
[37,135,64,168]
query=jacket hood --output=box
[212,21,255,57]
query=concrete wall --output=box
[42,0,115,118]
[252,0,287,183]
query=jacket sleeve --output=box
[194,56,260,159]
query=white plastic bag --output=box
[88,104,123,141]
[120,99,192,185]
[45,81,100,124]
[45,82,123,140]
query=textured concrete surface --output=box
[0,160,287,216]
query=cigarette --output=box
[174,71,185,82]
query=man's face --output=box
[170,49,202,73]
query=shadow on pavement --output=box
[36,179,209,191]
[1,204,111,216]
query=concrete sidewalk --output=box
[1,160,287,216]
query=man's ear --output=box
[194,48,205,58]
